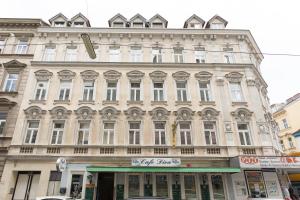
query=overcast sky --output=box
[2,0,300,104]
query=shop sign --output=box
[239,156,300,168]
[132,158,181,167]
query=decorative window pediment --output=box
[24,106,46,119]
[149,70,167,82]
[198,107,220,120]
[231,108,253,122]
[0,98,16,109]
[124,107,145,121]
[80,70,99,80]
[225,72,243,83]
[74,106,96,119]
[34,69,53,81]
[127,70,145,81]
[99,106,121,120]
[49,106,72,119]
[3,60,26,73]
[57,70,76,80]
[172,71,190,81]
[149,107,171,121]
[103,70,122,81]
[194,71,213,82]
[174,107,195,121]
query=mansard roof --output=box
[70,13,90,27]
[183,14,205,28]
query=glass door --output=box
[211,175,225,200]
[184,175,197,199]
[156,174,168,197]
[128,175,140,197]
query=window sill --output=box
[127,100,143,105]
[29,99,46,104]
[54,100,71,105]
[102,100,119,105]
[151,101,167,106]
[199,101,216,106]
[232,101,248,106]
[79,100,95,105]
[0,91,18,97]
[175,101,192,106]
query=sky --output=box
[2,0,300,104]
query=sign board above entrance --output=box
[238,156,300,169]
[132,158,181,167]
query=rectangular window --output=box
[77,122,90,145]
[47,171,62,196]
[129,122,140,145]
[106,82,117,101]
[109,47,120,62]
[0,39,5,53]
[34,80,48,100]
[211,23,224,29]
[195,49,205,63]
[282,119,289,129]
[288,137,294,148]
[238,123,251,145]
[245,171,267,198]
[176,81,187,101]
[152,22,163,28]
[130,46,142,62]
[51,122,64,144]
[230,82,244,102]
[54,21,65,27]
[24,121,39,144]
[204,122,217,145]
[153,82,164,101]
[43,46,56,61]
[199,82,212,102]
[154,122,166,145]
[83,80,94,101]
[132,22,143,28]
[280,140,285,150]
[65,46,77,61]
[73,22,84,27]
[179,123,191,145]
[130,82,141,101]
[184,175,196,198]
[128,175,140,197]
[15,39,28,54]
[211,175,225,199]
[103,122,114,144]
[152,48,162,63]
[3,73,19,92]
[58,80,71,101]
[156,175,168,197]
[0,112,7,135]
[113,22,124,28]
[224,52,235,63]
[70,174,83,199]
[174,48,183,63]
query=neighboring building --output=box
[0,13,285,200]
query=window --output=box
[282,119,289,129]
[65,46,77,61]
[230,82,244,102]
[109,47,120,62]
[184,175,196,199]
[152,22,163,28]
[0,112,7,135]
[128,175,140,197]
[34,81,48,100]
[191,23,201,28]
[77,122,90,145]
[3,73,19,92]
[82,80,94,101]
[106,82,117,101]
[132,22,143,28]
[152,48,162,63]
[113,22,124,28]
[130,82,141,101]
[24,121,39,144]
[103,123,114,144]
[280,140,285,150]
[70,174,83,199]
[211,175,225,200]
[129,122,140,145]
[245,171,267,198]
[156,175,168,197]
[288,137,294,148]
[43,46,56,61]
[199,82,212,101]
[174,48,183,63]
[211,23,224,29]
[73,22,84,27]
[176,81,188,101]
[130,46,142,62]
[15,39,28,54]
[51,122,64,144]
[154,122,166,145]
[47,171,62,196]
[224,52,235,63]
[58,80,71,101]
[0,39,5,53]
[195,49,205,63]
[153,82,164,101]
[204,122,217,145]
[179,123,191,145]
[238,123,251,146]
[54,21,65,27]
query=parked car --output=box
[36,196,72,200]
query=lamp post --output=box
[81,33,96,59]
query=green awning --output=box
[87,166,240,173]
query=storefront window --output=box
[70,174,83,199]
[211,175,225,200]
[245,171,267,198]
[128,175,140,197]
[184,175,196,199]
[156,175,168,197]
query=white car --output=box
[36,196,72,200]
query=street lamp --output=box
[81,33,96,59]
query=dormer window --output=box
[206,15,228,29]
[73,22,84,27]
[190,23,201,28]
[54,21,65,27]
[210,23,224,29]
[152,22,163,28]
[132,22,143,28]
[113,22,124,28]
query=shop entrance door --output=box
[12,171,40,200]
[96,173,114,200]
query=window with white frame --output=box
[130,46,142,62]
[179,122,191,145]
[280,140,285,150]
[58,80,71,101]
[109,46,121,62]
[24,121,39,144]
[51,121,64,144]
[224,52,235,63]
[54,21,65,27]
[0,39,5,53]
[103,122,114,144]
[191,23,202,28]
[176,81,188,101]
[106,82,117,101]
[34,80,48,100]
[211,23,224,29]
[113,22,124,28]
[199,81,212,102]
[152,48,162,63]
[132,22,143,28]
[3,73,19,92]
[15,39,28,54]
[153,82,164,101]
[238,123,251,145]
[174,48,183,63]
[230,82,244,102]
[195,49,205,63]
[204,122,217,145]
[130,82,141,101]
[65,46,77,61]
[154,122,166,145]
[77,121,90,145]
[0,112,7,135]
[43,46,56,61]
[282,118,289,129]
[82,80,95,101]
[73,21,84,27]
[288,137,294,148]
[129,122,140,145]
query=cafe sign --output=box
[239,156,300,169]
[132,158,181,167]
